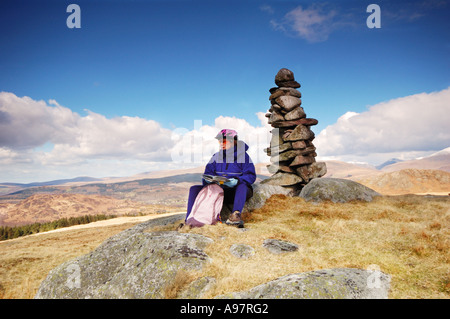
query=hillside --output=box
[64,164,271,186]
[1,155,449,229]
[354,169,450,195]
[0,193,177,227]
[1,172,270,205]
[0,171,271,229]
[321,160,450,195]
[0,173,204,204]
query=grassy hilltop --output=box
[0,194,449,299]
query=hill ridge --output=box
[355,168,450,195]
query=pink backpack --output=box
[186,184,224,227]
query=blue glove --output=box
[223,178,238,188]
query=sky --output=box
[0,0,449,183]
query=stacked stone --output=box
[263,68,327,189]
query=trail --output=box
[0,212,185,243]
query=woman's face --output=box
[219,139,233,150]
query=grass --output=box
[179,194,450,299]
[0,194,449,299]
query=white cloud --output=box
[260,4,274,15]
[61,111,174,160]
[315,87,450,163]
[0,92,77,149]
[0,92,178,182]
[271,4,343,42]
[5,87,448,182]
[0,92,174,161]
[0,92,273,182]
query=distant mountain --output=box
[381,148,450,172]
[0,177,103,196]
[323,160,380,179]
[376,158,403,170]
[88,163,272,184]
[95,167,206,184]
[0,172,269,205]
[1,149,449,201]
[1,176,102,188]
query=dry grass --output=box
[0,222,141,299]
[164,269,197,299]
[182,194,450,299]
[0,194,449,299]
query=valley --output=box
[1,153,449,230]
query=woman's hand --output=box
[224,178,238,188]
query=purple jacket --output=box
[203,140,256,187]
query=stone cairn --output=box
[263,68,327,191]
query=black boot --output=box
[225,211,244,228]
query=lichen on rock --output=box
[215,268,391,299]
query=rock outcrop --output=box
[299,178,381,203]
[216,268,391,299]
[35,212,391,299]
[35,213,216,299]
[263,68,326,191]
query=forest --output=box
[0,214,116,241]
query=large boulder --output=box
[299,178,380,203]
[34,213,215,299]
[216,268,391,299]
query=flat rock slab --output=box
[263,239,299,254]
[229,244,255,259]
[261,172,304,187]
[216,268,391,299]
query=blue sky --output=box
[0,0,449,182]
